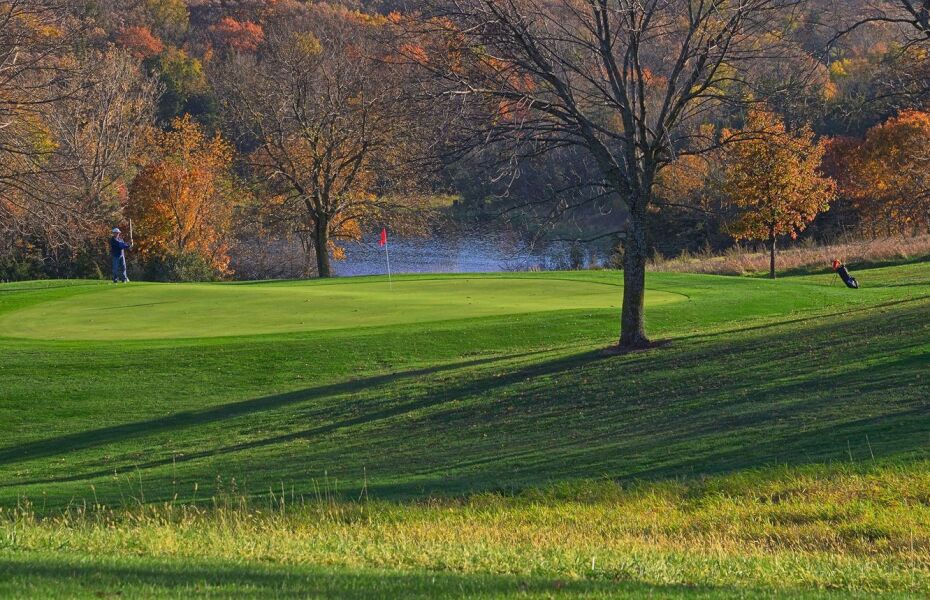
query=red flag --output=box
[379,227,387,247]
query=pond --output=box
[333,234,605,276]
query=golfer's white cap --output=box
[112,227,121,234]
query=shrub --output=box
[142,251,221,282]
[0,254,46,282]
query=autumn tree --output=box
[839,110,930,235]
[188,0,280,28]
[0,1,132,273]
[128,116,238,278]
[116,26,166,59]
[651,152,731,256]
[145,0,189,42]
[149,48,216,126]
[216,4,423,277]
[209,17,264,53]
[409,0,811,348]
[826,2,930,119]
[723,107,836,278]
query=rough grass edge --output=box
[649,235,930,276]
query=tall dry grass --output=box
[650,235,930,276]
[4,462,930,594]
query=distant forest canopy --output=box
[1,0,929,281]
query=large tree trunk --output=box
[768,225,777,280]
[620,202,650,349]
[314,216,332,278]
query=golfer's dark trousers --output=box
[112,255,128,282]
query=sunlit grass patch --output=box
[3,463,929,596]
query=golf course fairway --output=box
[2,265,930,598]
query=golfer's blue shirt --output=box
[110,237,130,258]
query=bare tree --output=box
[0,0,80,225]
[39,49,159,258]
[216,4,424,277]
[819,0,930,133]
[0,2,157,269]
[410,0,806,348]
[902,0,930,37]
[832,1,930,42]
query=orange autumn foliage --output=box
[209,17,264,53]
[128,116,237,274]
[115,26,165,59]
[398,42,429,65]
[656,154,713,208]
[839,110,930,235]
[723,107,836,277]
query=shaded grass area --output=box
[0,553,632,600]
[0,552,887,599]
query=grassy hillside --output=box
[1,265,929,597]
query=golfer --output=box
[110,227,131,283]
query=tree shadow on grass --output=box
[2,348,610,488]
[0,554,861,599]
[678,294,930,342]
[465,310,929,485]
[368,358,930,498]
[0,349,560,469]
[4,298,929,502]
[291,301,930,497]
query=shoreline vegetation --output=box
[648,235,930,277]
[6,233,930,285]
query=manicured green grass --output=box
[1,265,929,597]
[0,275,683,340]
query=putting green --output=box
[0,276,682,340]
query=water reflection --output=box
[335,234,594,276]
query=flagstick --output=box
[384,239,393,290]
[129,218,134,247]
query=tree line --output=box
[1,0,929,346]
